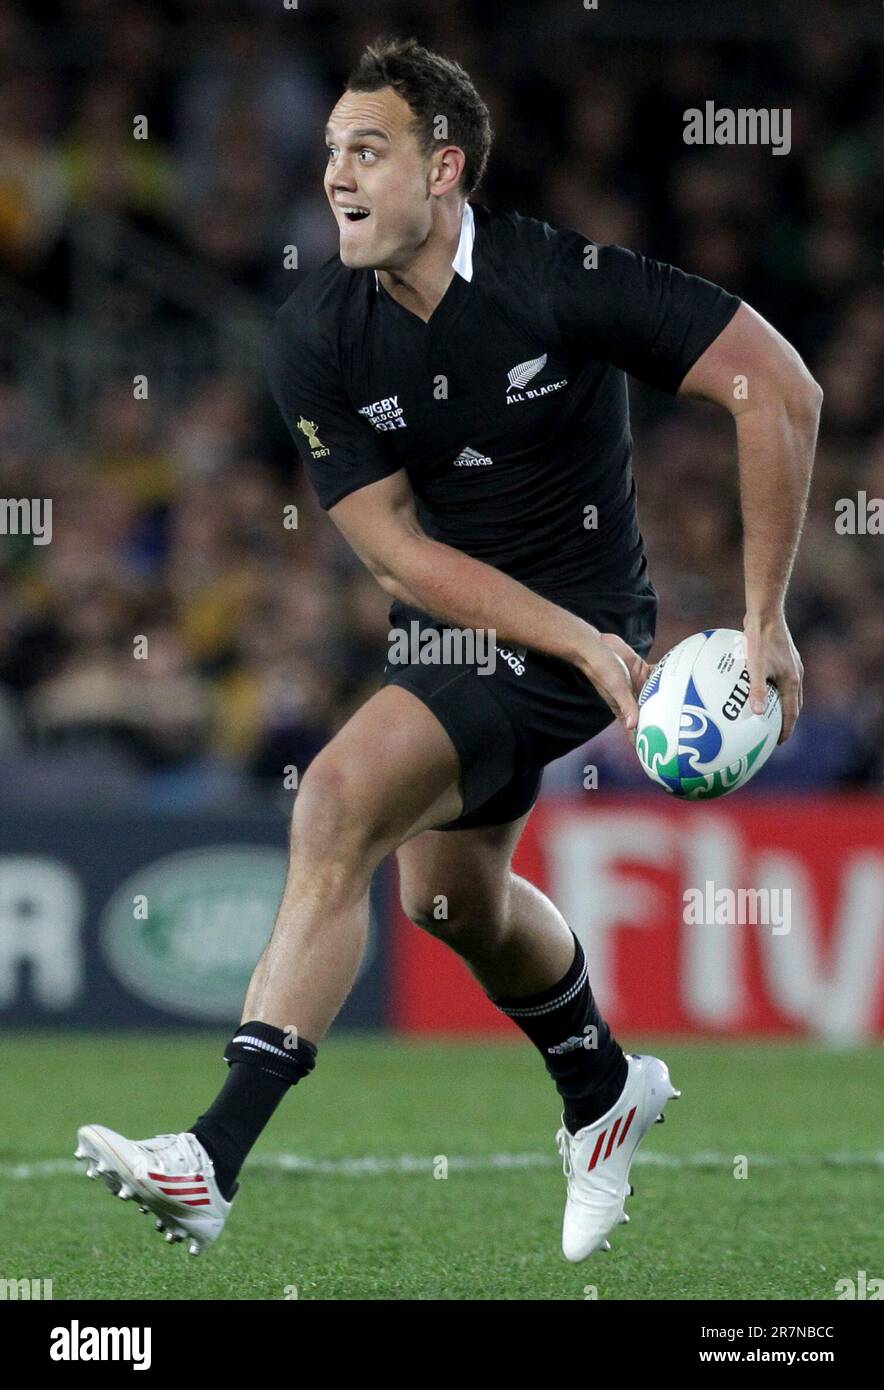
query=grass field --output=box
[1,1033,880,1301]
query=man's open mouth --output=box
[339,206,371,222]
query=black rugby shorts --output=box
[381,595,656,830]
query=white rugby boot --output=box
[555,1053,680,1262]
[75,1125,233,1256]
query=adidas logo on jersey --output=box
[506,352,568,404]
[453,447,494,467]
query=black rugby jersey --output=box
[266,201,741,626]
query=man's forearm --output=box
[735,385,821,621]
[379,534,596,667]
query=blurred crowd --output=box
[1,0,882,808]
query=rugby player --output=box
[76,37,821,1262]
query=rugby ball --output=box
[636,629,782,799]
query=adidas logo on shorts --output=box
[495,643,527,676]
[453,446,494,467]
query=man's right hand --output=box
[575,631,653,737]
[329,472,655,733]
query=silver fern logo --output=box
[507,353,547,392]
[505,353,568,404]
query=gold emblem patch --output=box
[297,417,330,457]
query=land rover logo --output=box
[100,847,288,1021]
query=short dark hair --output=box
[345,36,493,198]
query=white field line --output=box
[1,1150,882,1180]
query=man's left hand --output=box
[743,612,803,743]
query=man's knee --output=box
[291,754,375,864]
[400,882,509,947]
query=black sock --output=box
[191,1021,317,1200]
[490,933,627,1135]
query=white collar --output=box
[374,201,475,292]
[451,199,476,280]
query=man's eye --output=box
[358,149,377,161]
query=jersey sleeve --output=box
[266,299,402,510]
[545,230,742,394]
